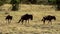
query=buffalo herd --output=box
[5,14,56,24]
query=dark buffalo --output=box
[41,15,56,24]
[5,15,13,23]
[18,14,33,24]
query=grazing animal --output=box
[5,15,13,23]
[41,15,56,24]
[18,14,33,24]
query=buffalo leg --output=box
[43,21,45,24]
[21,20,24,24]
[9,20,11,23]
[8,20,10,23]
[18,19,21,23]
[28,20,29,24]
[25,20,27,24]
[48,20,52,25]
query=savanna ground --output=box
[0,4,60,34]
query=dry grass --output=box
[0,4,60,34]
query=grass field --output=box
[0,4,60,34]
